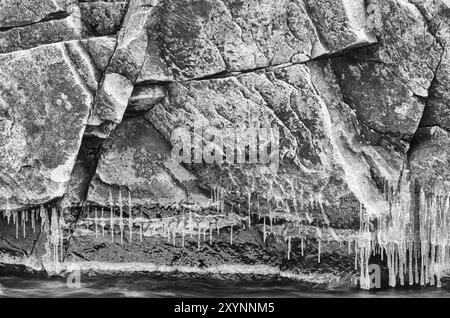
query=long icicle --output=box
[128,191,133,243]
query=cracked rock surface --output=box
[0,0,449,286]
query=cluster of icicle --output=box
[1,203,64,270]
[359,171,450,289]
[82,184,335,252]
[3,205,40,239]
[81,188,242,249]
[3,168,443,289]
[236,171,450,289]
[242,178,338,265]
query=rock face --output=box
[1,0,450,289]
[87,116,189,207]
[0,0,77,29]
[0,42,92,210]
[138,0,376,82]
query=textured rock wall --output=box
[0,0,449,288]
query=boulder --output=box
[0,38,116,211]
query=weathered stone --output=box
[330,0,443,141]
[128,85,166,113]
[0,211,46,273]
[146,63,381,225]
[304,0,376,52]
[88,0,157,134]
[331,58,425,140]
[352,0,442,97]
[307,60,404,216]
[0,0,76,29]
[65,37,117,96]
[87,117,188,207]
[409,127,450,189]
[138,0,376,82]
[78,36,118,73]
[0,13,86,54]
[420,47,450,130]
[0,43,96,210]
[80,1,128,36]
[90,73,134,125]
[414,1,450,130]
[408,0,450,23]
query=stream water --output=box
[1,275,450,298]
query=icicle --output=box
[230,226,233,245]
[420,250,425,286]
[32,209,36,234]
[59,212,64,264]
[197,228,201,251]
[414,243,419,284]
[39,206,45,230]
[182,227,185,248]
[248,192,251,228]
[109,190,114,243]
[209,223,213,245]
[5,197,10,223]
[288,237,292,260]
[110,207,114,243]
[430,244,436,286]
[409,241,413,286]
[22,211,26,238]
[399,243,405,286]
[94,208,98,238]
[118,189,124,245]
[15,211,18,239]
[269,206,273,231]
[257,197,260,218]
[301,237,304,256]
[101,207,105,237]
[139,211,143,243]
[318,240,321,263]
[128,191,133,243]
[263,217,267,243]
[49,207,61,269]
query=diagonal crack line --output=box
[0,11,71,32]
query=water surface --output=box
[1,275,450,298]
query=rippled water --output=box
[1,275,450,298]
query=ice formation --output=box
[370,172,450,288]
[3,168,450,289]
[1,205,65,273]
